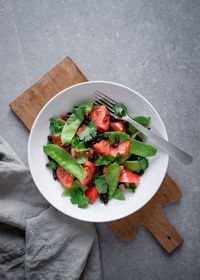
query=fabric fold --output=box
[0,137,102,280]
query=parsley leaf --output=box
[113,103,127,117]
[70,189,90,208]
[62,180,88,197]
[94,154,113,166]
[67,103,93,125]
[71,135,80,147]
[47,161,57,170]
[113,189,125,200]
[49,118,65,136]
[76,155,88,164]
[125,183,137,193]
[79,120,97,141]
[94,174,108,194]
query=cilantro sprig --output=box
[47,161,57,170]
[70,189,90,208]
[79,120,97,141]
[49,118,65,136]
[67,103,93,125]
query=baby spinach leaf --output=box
[127,116,150,135]
[113,189,125,200]
[49,118,65,136]
[94,174,108,194]
[138,156,149,170]
[129,139,157,157]
[104,132,130,144]
[113,103,127,117]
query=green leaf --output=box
[70,189,90,208]
[47,161,57,170]
[79,120,97,141]
[113,189,125,200]
[125,183,137,193]
[138,157,149,170]
[71,135,80,147]
[94,154,113,166]
[67,103,93,125]
[123,161,141,171]
[117,153,131,164]
[49,118,65,136]
[75,141,90,152]
[113,103,127,117]
[104,132,130,144]
[127,116,151,135]
[76,155,88,164]
[62,180,88,197]
[129,139,157,157]
[94,174,108,194]
[105,162,120,197]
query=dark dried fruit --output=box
[47,135,52,141]
[93,152,98,161]
[53,170,57,180]
[115,135,120,144]
[112,142,118,148]
[97,129,104,134]
[63,143,70,148]
[134,170,144,176]
[85,140,92,148]
[95,137,101,143]
[110,116,116,122]
[135,134,143,142]
[124,121,129,128]
[100,193,109,204]
[129,154,138,161]
[96,166,103,175]
[102,135,109,141]
[87,179,95,187]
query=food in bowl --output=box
[43,102,157,208]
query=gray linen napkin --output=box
[0,137,102,280]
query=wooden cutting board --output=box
[9,56,184,253]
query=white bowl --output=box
[28,81,169,222]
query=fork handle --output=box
[125,115,193,165]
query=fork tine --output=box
[94,92,115,108]
[90,96,116,116]
[95,90,117,106]
[92,96,115,114]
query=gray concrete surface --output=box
[0,0,200,279]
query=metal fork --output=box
[91,90,193,165]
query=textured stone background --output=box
[0,0,199,279]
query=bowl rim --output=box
[28,80,169,222]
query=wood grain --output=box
[107,174,183,253]
[9,57,88,130]
[9,56,184,253]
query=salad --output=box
[43,102,157,208]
